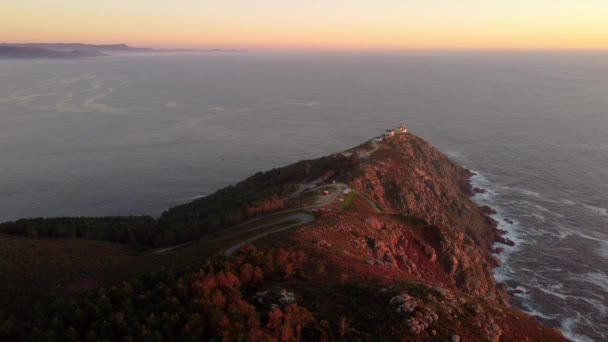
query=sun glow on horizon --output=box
[2,0,608,51]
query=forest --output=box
[0,246,321,341]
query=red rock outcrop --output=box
[329,134,510,302]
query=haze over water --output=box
[1,52,607,340]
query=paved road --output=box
[153,182,384,256]
[223,212,314,256]
[154,183,345,255]
[221,184,347,256]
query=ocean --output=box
[0,51,606,340]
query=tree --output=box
[253,266,264,283]
[262,254,275,275]
[239,263,254,284]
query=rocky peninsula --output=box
[0,129,566,341]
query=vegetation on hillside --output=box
[0,216,156,247]
[1,246,318,341]
[0,155,356,248]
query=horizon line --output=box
[3,42,608,53]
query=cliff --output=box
[0,131,566,341]
[346,134,508,300]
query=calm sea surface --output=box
[1,52,606,340]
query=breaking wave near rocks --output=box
[466,169,607,341]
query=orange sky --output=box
[1,1,608,50]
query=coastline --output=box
[466,169,596,342]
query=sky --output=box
[1,0,608,50]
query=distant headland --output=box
[0,43,245,59]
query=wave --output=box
[582,272,608,294]
[599,244,608,260]
[469,170,522,283]
[561,317,595,342]
[492,184,608,221]
[516,200,566,218]
[189,193,209,200]
[445,151,463,159]
[519,300,558,320]
[522,213,546,222]
[469,170,605,341]
[582,204,608,217]
[514,188,542,198]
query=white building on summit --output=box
[376,123,409,142]
[383,124,408,137]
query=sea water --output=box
[0,51,606,340]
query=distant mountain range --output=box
[0,43,245,59]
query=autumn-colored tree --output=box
[216,271,240,288]
[275,248,289,273]
[254,266,265,283]
[239,263,254,284]
[208,289,226,309]
[266,308,284,337]
[263,254,275,274]
[218,315,232,340]
[284,263,295,278]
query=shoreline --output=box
[465,169,593,342]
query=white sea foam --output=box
[516,285,599,342]
[446,151,462,159]
[469,170,522,282]
[467,170,601,341]
[599,243,608,260]
[527,213,546,222]
[557,227,607,244]
[582,204,608,217]
[537,286,569,301]
[516,200,565,218]
[515,188,542,198]
[561,317,595,342]
[519,300,558,320]
[190,193,209,200]
[582,272,608,294]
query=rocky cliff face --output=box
[328,134,510,301]
[267,132,566,340]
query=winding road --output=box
[223,212,314,256]
[154,141,384,257]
